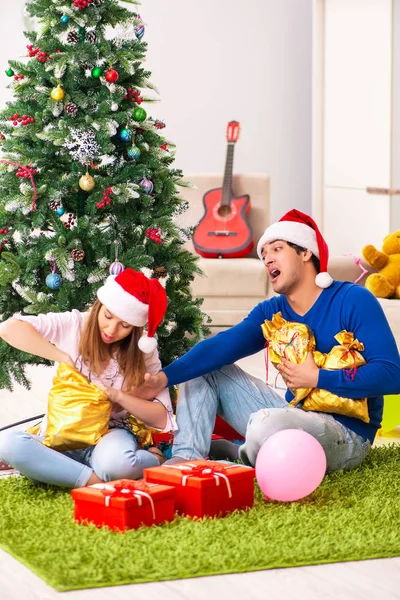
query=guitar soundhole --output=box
[218,205,232,217]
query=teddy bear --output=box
[362,230,400,298]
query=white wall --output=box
[0,0,313,222]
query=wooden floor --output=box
[1,354,400,600]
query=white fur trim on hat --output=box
[97,275,148,326]
[257,222,319,260]
[138,335,157,353]
[315,272,333,288]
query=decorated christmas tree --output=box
[0,0,208,390]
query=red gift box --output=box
[71,479,176,532]
[143,459,255,519]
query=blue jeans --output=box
[172,364,371,473]
[0,427,159,488]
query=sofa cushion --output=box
[192,257,268,297]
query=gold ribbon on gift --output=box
[261,312,319,401]
[43,363,112,451]
[293,331,370,423]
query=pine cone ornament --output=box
[49,200,61,210]
[92,0,102,5]
[64,102,78,116]
[86,30,97,44]
[71,249,85,261]
[153,266,167,279]
[67,31,79,45]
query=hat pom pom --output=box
[138,335,157,353]
[315,272,333,288]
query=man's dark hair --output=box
[286,241,320,274]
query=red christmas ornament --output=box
[105,69,119,83]
[146,227,162,244]
[154,120,166,129]
[13,74,25,81]
[9,114,35,127]
[15,165,37,179]
[160,143,168,151]
[27,45,50,63]
[74,0,92,8]
[123,87,143,104]
[96,187,113,209]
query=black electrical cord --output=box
[0,414,44,432]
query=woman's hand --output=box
[276,351,319,389]
[96,382,121,404]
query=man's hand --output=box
[276,351,319,389]
[131,371,168,400]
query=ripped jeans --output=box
[171,364,371,473]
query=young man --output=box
[136,209,400,471]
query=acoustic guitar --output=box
[192,121,254,258]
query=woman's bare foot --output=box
[148,446,167,465]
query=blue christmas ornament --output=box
[140,178,154,194]
[109,260,125,275]
[127,145,141,161]
[119,128,132,142]
[56,207,65,216]
[46,273,62,290]
[61,15,69,24]
[135,24,145,41]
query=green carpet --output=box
[1,445,400,592]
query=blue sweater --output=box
[164,282,400,443]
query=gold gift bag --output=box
[261,312,321,401]
[44,363,112,451]
[295,331,370,423]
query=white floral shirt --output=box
[14,310,177,435]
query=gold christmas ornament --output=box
[79,173,95,192]
[51,86,65,102]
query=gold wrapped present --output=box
[299,331,370,423]
[44,363,112,451]
[127,415,156,449]
[261,315,370,423]
[261,312,319,401]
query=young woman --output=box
[0,268,176,488]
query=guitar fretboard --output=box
[221,143,235,207]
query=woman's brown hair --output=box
[78,299,146,389]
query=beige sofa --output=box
[180,174,400,350]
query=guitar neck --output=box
[221,143,235,207]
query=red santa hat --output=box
[97,268,168,353]
[257,208,333,288]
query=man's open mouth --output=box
[269,268,281,282]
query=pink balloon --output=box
[255,429,327,502]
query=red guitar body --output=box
[193,188,254,258]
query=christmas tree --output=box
[0,0,208,390]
